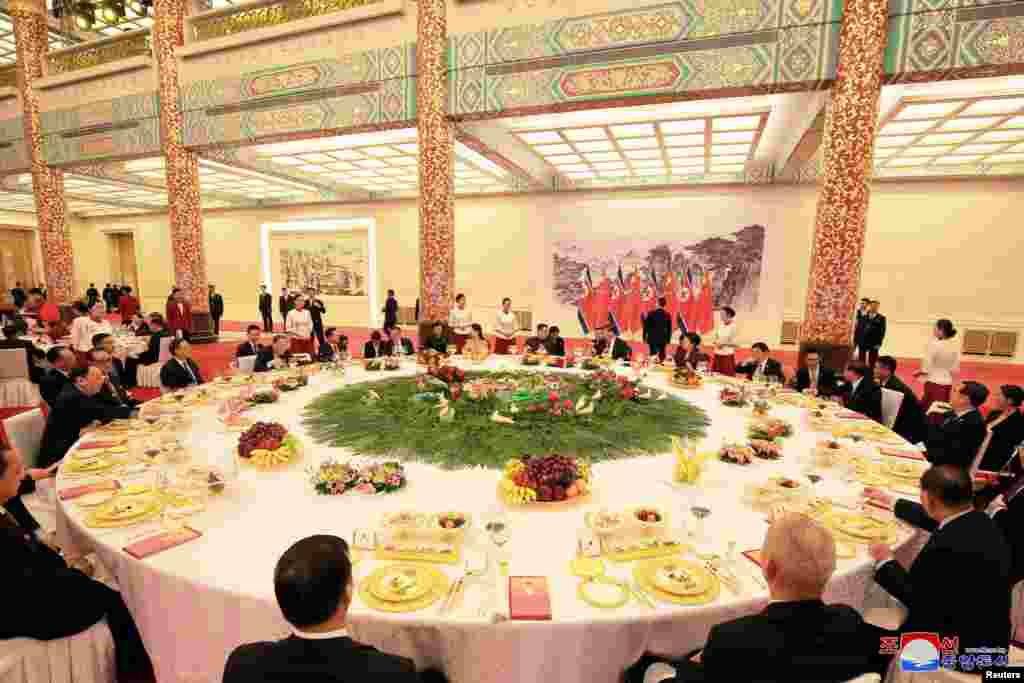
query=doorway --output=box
[107,232,139,295]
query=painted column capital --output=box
[7,0,47,18]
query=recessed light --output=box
[547,154,583,165]
[882,121,937,135]
[623,149,662,160]
[583,152,622,162]
[961,98,1024,116]
[562,128,608,142]
[535,144,575,156]
[660,120,705,135]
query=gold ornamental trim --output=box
[192,0,383,41]
[47,32,152,76]
[0,66,17,89]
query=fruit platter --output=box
[629,506,668,530]
[813,439,849,467]
[237,421,301,468]
[273,374,309,392]
[248,387,280,404]
[671,366,703,389]
[719,386,747,407]
[521,354,543,367]
[364,358,384,372]
[748,439,783,460]
[719,443,755,465]
[747,418,793,440]
[751,399,771,417]
[499,453,592,505]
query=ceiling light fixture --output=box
[72,2,95,30]
[99,0,125,24]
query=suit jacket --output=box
[424,335,447,355]
[39,368,70,407]
[524,336,545,354]
[672,600,888,682]
[877,501,1011,653]
[318,343,346,363]
[384,297,399,328]
[259,293,273,315]
[278,295,291,316]
[254,349,291,372]
[224,634,432,683]
[363,341,384,359]
[994,478,1024,585]
[611,337,632,362]
[735,357,786,384]
[165,301,193,335]
[38,384,132,468]
[544,337,566,357]
[926,409,987,468]
[308,299,326,331]
[209,293,224,319]
[0,509,114,641]
[978,409,1024,473]
[673,347,709,370]
[855,311,887,350]
[841,378,883,421]
[383,338,415,356]
[881,374,926,444]
[159,357,203,389]
[645,308,672,346]
[236,341,262,358]
[138,329,169,365]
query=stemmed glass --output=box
[483,511,510,575]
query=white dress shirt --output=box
[292,627,349,640]
[286,309,313,338]
[714,321,737,356]
[69,316,112,352]
[449,307,472,336]
[921,337,960,386]
[494,311,517,339]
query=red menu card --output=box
[77,440,120,450]
[58,480,120,501]
[509,576,552,621]
[837,411,870,420]
[124,527,202,559]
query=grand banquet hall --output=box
[1,0,1024,682]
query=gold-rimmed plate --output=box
[369,565,435,603]
[646,558,712,597]
[826,511,894,541]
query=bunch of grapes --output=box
[525,454,579,488]
[238,421,288,458]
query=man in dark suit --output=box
[0,445,151,677]
[138,314,170,366]
[854,299,887,369]
[278,287,291,331]
[10,281,26,309]
[255,335,293,372]
[160,339,203,389]
[644,297,672,362]
[524,324,548,354]
[626,514,887,683]
[876,355,926,444]
[839,361,883,421]
[224,534,445,683]
[318,328,347,363]
[383,289,399,333]
[208,284,224,336]
[363,331,385,359]
[38,366,133,469]
[593,327,632,362]
[384,325,415,357]
[88,349,140,409]
[86,283,99,307]
[424,322,448,355]
[258,285,274,333]
[305,287,327,349]
[0,323,43,383]
[735,342,785,384]
[39,346,76,407]
[990,471,1024,586]
[925,381,988,468]
[865,465,1011,655]
[237,325,263,359]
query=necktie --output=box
[182,360,197,384]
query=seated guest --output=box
[44,318,68,341]
[594,327,632,362]
[0,323,43,383]
[792,348,837,397]
[838,362,882,421]
[93,332,135,389]
[159,339,203,389]
[925,381,988,468]
[318,328,348,363]
[40,347,76,408]
[423,322,448,355]
[237,325,263,358]
[976,385,1024,473]
[363,330,385,359]
[137,315,169,365]
[875,356,926,444]
[592,327,611,357]
[384,325,415,357]
[87,349,140,409]
[989,471,1024,585]
[38,367,133,469]
[735,342,785,384]
[544,325,565,357]
[673,332,708,371]
[865,465,1011,654]
[127,312,149,336]
[524,324,548,354]
[463,324,490,358]
[224,535,446,683]
[0,445,151,678]
[255,335,293,372]
[626,514,887,683]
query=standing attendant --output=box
[102,284,115,312]
[710,306,738,376]
[448,294,472,354]
[285,297,315,356]
[494,298,517,355]
[258,285,274,333]
[382,289,399,333]
[69,302,113,357]
[117,286,139,322]
[208,285,224,336]
[644,297,672,363]
[305,288,327,349]
[278,287,292,331]
[854,299,886,369]
[86,283,99,307]
[10,282,25,309]
[914,318,960,411]
[165,288,193,340]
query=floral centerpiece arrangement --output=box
[309,459,407,496]
[672,366,702,389]
[273,374,309,392]
[247,387,280,404]
[719,386,747,407]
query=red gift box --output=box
[509,576,551,620]
[124,527,202,559]
[58,480,120,501]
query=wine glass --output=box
[483,512,510,575]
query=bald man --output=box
[627,514,888,683]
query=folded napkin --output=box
[878,447,926,461]
[124,527,201,559]
[837,411,870,420]
[77,440,120,450]
[58,481,120,501]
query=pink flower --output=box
[356,482,376,495]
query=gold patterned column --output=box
[9,0,73,304]
[416,0,455,328]
[153,0,209,319]
[801,0,888,351]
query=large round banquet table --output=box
[55,357,926,683]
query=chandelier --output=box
[51,0,152,32]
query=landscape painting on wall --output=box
[272,230,368,297]
[552,224,765,337]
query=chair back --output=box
[2,407,46,468]
[880,387,903,429]
[237,355,257,373]
[157,336,173,363]
[0,348,29,381]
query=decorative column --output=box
[9,0,73,305]
[800,0,888,364]
[152,0,213,340]
[416,0,455,339]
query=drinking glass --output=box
[483,512,511,575]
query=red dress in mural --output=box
[608,281,623,332]
[663,271,679,334]
[625,271,643,335]
[576,274,595,333]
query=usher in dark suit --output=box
[159,357,204,389]
[881,374,927,444]
[855,311,887,366]
[259,292,274,332]
[735,358,786,384]
[925,409,987,469]
[318,342,345,363]
[224,634,446,683]
[644,308,672,361]
[38,384,132,469]
[793,365,838,397]
[645,601,887,683]
[876,500,1011,654]
[841,377,883,422]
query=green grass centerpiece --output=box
[303,369,709,469]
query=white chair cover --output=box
[236,355,257,374]
[0,349,29,380]
[0,619,116,683]
[880,387,903,430]
[138,337,172,388]
[2,408,45,467]
[0,349,38,409]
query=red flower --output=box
[563,399,573,410]
[548,391,560,403]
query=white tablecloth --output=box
[56,359,923,683]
